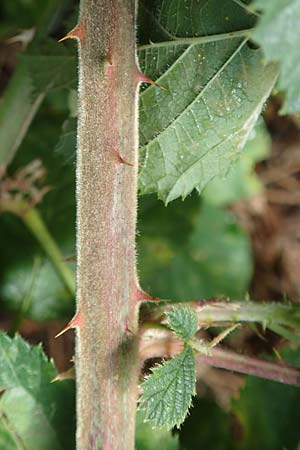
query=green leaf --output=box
[137,0,278,203]
[0,254,74,321]
[0,93,76,322]
[139,346,196,429]
[0,331,75,450]
[20,39,77,94]
[136,410,179,450]
[0,418,17,450]
[166,307,198,342]
[138,200,252,300]
[202,121,271,206]
[55,118,77,165]
[253,0,300,113]
[179,397,232,450]
[0,1,75,165]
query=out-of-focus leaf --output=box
[0,96,76,321]
[20,39,77,94]
[0,332,75,450]
[253,0,300,113]
[0,0,74,165]
[0,255,74,321]
[137,0,278,203]
[138,199,252,300]
[55,118,77,165]
[135,410,179,450]
[231,349,300,450]
[139,346,195,429]
[202,121,271,206]
[179,396,232,450]
[0,418,17,450]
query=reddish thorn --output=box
[106,48,113,66]
[58,23,85,43]
[55,309,84,338]
[64,255,76,262]
[133,286,159,303]
[125,322,134,336]
[113,147,134,166]
[134,67,164,89]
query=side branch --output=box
[139,326,300,386]
[144,299,300,329]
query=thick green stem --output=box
[76,1,140,449]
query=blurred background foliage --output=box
[1,0,300,449]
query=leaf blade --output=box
[139,346,196,429]
[138,16,278,202]
[166,307,198,342]
[0,332,75,450]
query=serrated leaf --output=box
[137,0,278,203]
[202,121,271,206]
[253,0,300,113]
[0,332,75,450]
[139,346,196,429]
[166,307,198,342]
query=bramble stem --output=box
[76,1,140,449]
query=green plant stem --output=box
[146,300,300,330]
[22,207,75,296]
[138,28,253,51]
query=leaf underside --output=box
[139,346,196,429]
[137,0,278,203]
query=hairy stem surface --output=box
[76,1,139,449]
